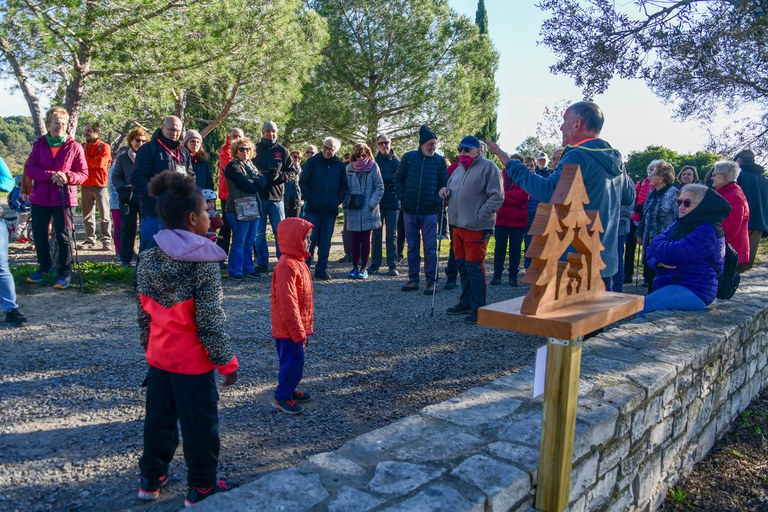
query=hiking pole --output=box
[634,240,642,287]
[60,185,83,291]
[430,198,446,317]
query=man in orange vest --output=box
[80,123,113,251]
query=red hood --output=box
[277,217,313,260]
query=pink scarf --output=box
[352,158,373,173]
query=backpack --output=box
[708,242,740,300]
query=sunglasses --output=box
[237,147,251,152]
[377,141,390,146]
[676,198,695,207]
[322,145,334,152]
[134,139,148,144]
[457,146,475,154]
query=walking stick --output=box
[60,185,83,291]
[634,239,642,287]
[430,199,446,317]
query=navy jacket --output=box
[131,128,192,217]
[300,153,348,216]
[253,138,293,202]
[526,168,552,227]
[394,149,448,216]
[191,155,214,191]
[736,161,768,233]
[375,150,401,212]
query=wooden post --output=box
[535,337,583,512]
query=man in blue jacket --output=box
[395,125,448,295]
[300,137,348,280]
[735,149,768,271]
[371,133,401,276]
[487,102,635,286]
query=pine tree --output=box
[474,0,499,145]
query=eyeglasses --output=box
[134,139,148,144]
[322,145,334,152]
[237,147,251,152]
[377,141,390,146]
[676,198,695,208]
[457,146,474,154]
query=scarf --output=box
[128,148,137,164]
[667,187,730,240]
[352,158,373,173]
[46,135,66,147]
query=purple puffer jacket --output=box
[24,136,88,207]
[647,223,724,306]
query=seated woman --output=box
[640,184,731,316]
[710,160,750,272]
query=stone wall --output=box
[196,267,768,511]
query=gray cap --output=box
[262,121,278,132]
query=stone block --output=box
[627,361,677,399]
[587,467,618,510]
[367,461,444,495]
[339,415,428,462]
[576,399,619,449]
[451,455,530,512]
[568,495,586,512]
[192,468,328,512]
[675,367,693,395]
[380,483,484,512]
[569,451,598,501]
[649,418,673,450]
[328,487,385,512]
[598,382,645,416]
[488,442,538,481]
[694,421,717,463]
[603,486,633,512]
[631,451,661,506]
[598,437,629,475]
[661,434,686,472]
[306,452,366,481]
[392,427,485,463]
[422,387,522,427]
[496,411,542,448]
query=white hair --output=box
[712,160,741,183]
[324,137,341,151]
[680,183,708,204]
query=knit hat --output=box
[262,121,278,132]
[458,135,481,149]
[734,149,755,162]
[418,125,438,146]
[183,130,202,144]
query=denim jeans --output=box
[255,199,285,266]
[305,213,336,274]
[226,212,257,277]
[0,224,18,312]
[138,215,163,253]
[493,226,525,279]
[403,212,437,284]
[454,227,491,311]
[640,284,706,317]
[370,209,398,268]
[274,338,305,402]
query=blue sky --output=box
[0,1,719,156]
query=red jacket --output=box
[82,138,112,187]
[631,178,652,222]
[495,172,529,228]
[718,182,750,263]
[218,136,231,200]
[271,218,315,342]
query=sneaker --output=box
[464,310,478,324]
[358,269,368,280]
[348,269,359,279]
[423,283,435,295]
[388,266,399,277]
[490,276,501,286]
[446,303,471,315]
[184,480,239,507]
[314,271,331,281]
[101,240,114,252]
[368,265,380,274]
[5,308,27,327]
[78,239,96,249]
[292,390,312,403]
[26,270,47,284]
[53,274,71,290]
[444,278,457,290]
[138,474,169,501]
[272,398,304,415]
[401,281,419,292]
[15,237,30,244]
[245,272,261,279]
[229,274,244,281]
[509,276,519,287]
[256,264,269,274]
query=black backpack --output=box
[709,242,740,300]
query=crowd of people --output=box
[2,102,768,505]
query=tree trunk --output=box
[200,80,242,138]
[0,37,46,137]
[173,89,187,124]
[64,41,92,136]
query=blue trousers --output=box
[138,215,163,253]
[226,212,257,277]
[640,284,706,317]
[255,200,284,266]
[370,209,399,268]
[0,224,18,312]
[403,212,437,284]
[275,338,305,402]
[305,213,336,274]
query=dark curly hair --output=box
[148,171,204,230]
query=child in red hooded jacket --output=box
[271,217,315,415]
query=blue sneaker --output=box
[53,274,71,290]
[358,269,368,280]
[348,269,359,279]
[26,270,47,284]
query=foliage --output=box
[538,0,768,156]
[0,116,36,173]
[668,485,687,503]
[515,135,560,160]
[625,145,724,183]
[11,262,134,294]
[286,0,498,155]
[472,0,498,146]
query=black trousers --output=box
[396,206,406,259]
[31,204,71,275]
[624,223,638,280]
[217,198,231,255]
[119,200,140,265]
[139,367,220,488]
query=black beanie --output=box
[734,149,755,163]
[419,125,438,146]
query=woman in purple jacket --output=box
[640,184,730,316]
[24,107,88,289]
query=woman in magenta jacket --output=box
[24,107,88,289]
[711,160,750,271]
[492,162,529,287]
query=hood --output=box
[669,187,731,240]
[276,217,313,260]
[151,128,180,149]
[741,161,765,175]
[564,139,623,178]
[154,229,227,262]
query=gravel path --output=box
[0,239,600,512]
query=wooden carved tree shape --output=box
[520,164,606,315]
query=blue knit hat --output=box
[419,125,438,146]
[458,135,481,149]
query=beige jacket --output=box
[446,156,504,231]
